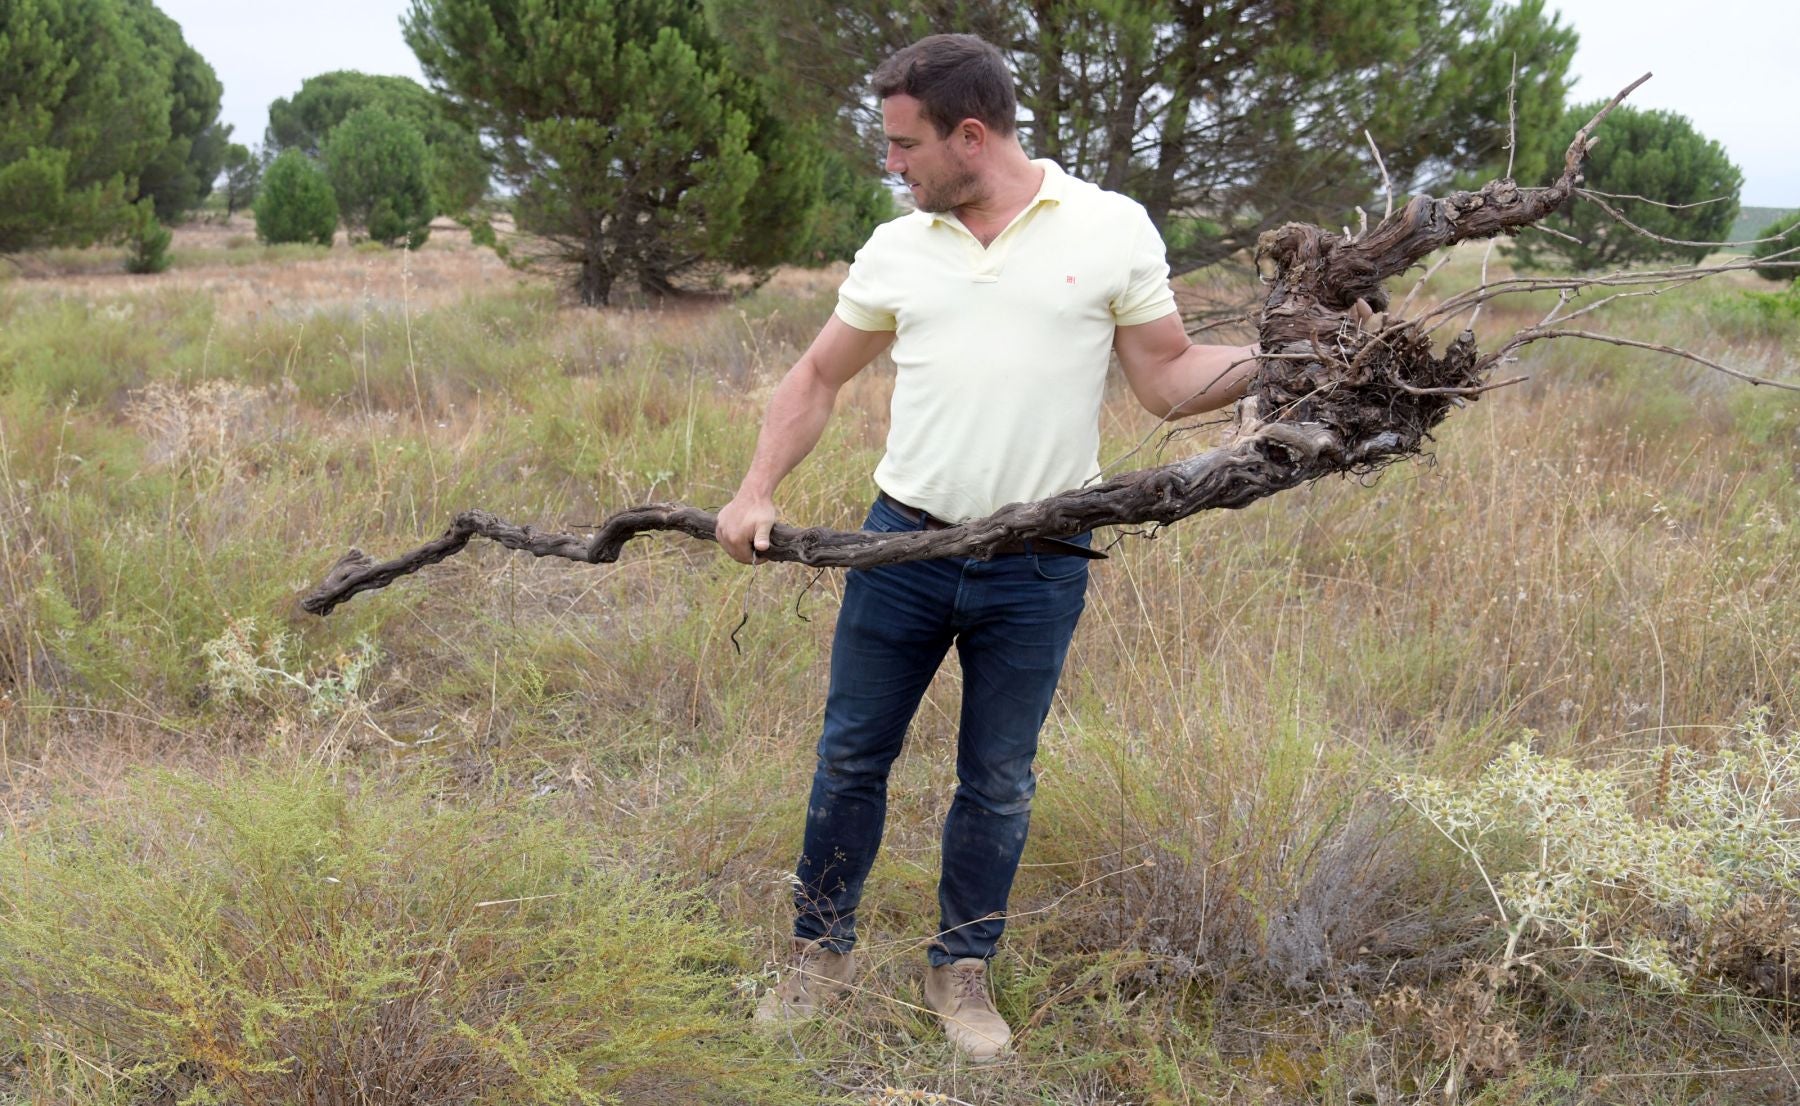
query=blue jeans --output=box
[792,495,1091,966]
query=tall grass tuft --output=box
[0,761,811,1105]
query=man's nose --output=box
[884,146,904,174]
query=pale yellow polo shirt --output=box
[835,159,1177,523]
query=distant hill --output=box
[1731,205,1797,248]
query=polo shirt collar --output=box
[1032,158,1071,203]
[922,159,1070,228]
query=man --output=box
[716,33,1258,1062]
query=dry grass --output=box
[8,223,525,322]
[0,231,1797,1104]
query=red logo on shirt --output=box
[1065,275,1077,285]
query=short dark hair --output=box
[872,34,1017,138]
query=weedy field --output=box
[0,220,1796,1105]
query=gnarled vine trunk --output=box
[302,89,1636,618]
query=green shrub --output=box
[253,150,338,246]
[1744,280,1800,324]
[1750,211,1800,283]
[323,107,433,249]
[0,762,808,1104]
[123,197,172,274]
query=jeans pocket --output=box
[1032,555,1090,582]
[1030,535,1094,581]
[862,496,913,534]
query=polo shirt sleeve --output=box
[1110,205,1179,327]
[834,232,899,333]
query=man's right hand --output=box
[709,317,892,565]
[715,492,778,564]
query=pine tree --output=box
[220,142,262,218]
[1510,102,1741,271]
[267,71,487,217]
[714,0,1577,276]
[120,0,226,222]
[254,151,338,247]
[1750,212,1800,284]
[322,108,434,249]
[0,0,170,251]
[405,0,834,305]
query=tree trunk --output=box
[577,245,613,307]
[1143,86,1190,230]
[1028,0,1065,163]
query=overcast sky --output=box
[163,0,1797,206]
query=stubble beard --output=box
[914,166,982,215]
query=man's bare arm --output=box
[714,316,895,563]
[1113,311,1259,419]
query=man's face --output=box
[882,95,980,214]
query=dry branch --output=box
[302,74,1785,618]
[304,421,1346,615]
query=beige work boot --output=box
[923,958,1011,1062]
[754,937,855,1022]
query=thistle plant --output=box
[1393,713,1800,991]
[201,617,378,717]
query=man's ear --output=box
[957,118,987,153]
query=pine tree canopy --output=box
[1,0,224,251]
[405,0,859,305]
[1510,101,1742,271]
[323,107,436,249]
[713,0,1579,276]
[268,71,489,217]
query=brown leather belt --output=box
[877,491,1108,560]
